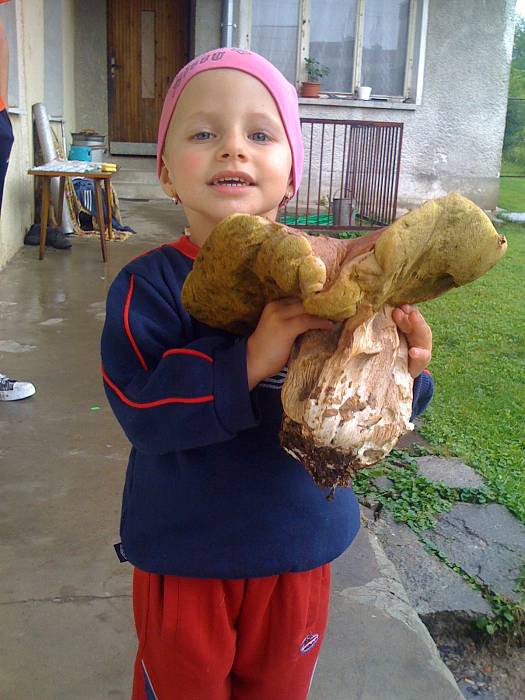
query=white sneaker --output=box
[0,373,36,401]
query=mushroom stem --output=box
[281,306,413,488]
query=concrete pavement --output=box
[0,200,463,699]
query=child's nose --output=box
[217,132,247,161]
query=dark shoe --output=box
[24,224,41,246]
[24,225,72,249]
[46,228,72,249]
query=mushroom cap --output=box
[181,193,507,333]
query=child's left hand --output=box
[392,305,432,378]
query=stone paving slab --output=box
[311,524,464,700]
[370,511,492,619]
[416,456,486,489]
[424,503,525,602]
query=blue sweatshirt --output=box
[101,234,434,579]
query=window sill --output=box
[298,96,417,111]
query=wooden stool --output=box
[27,165,118,262]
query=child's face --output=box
[160,69,293,242]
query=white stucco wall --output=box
[73,0,108,139]
[194,0,221,54]
[61,0,76,142]
[0,0,45,269]
[299,0,515,210]
[0,0,77,269]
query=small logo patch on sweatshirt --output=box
[300,633,320,654]
[113,542,128,563]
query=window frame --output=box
[236,0,429,103]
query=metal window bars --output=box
[281,118,403,231]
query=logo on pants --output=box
[300,633,320,654]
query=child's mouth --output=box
[209,176,256,193]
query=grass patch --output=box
[417,224,525,522]
[499,175,525,211]
[500,160,525,176]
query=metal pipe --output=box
[221,0,236,47]
[32,102,74,233]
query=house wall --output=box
[1,0,45,269]
[74,0,108,140]
[1,0,512,269]
[71,0,513,213]
[300,0,515,211]
[194,0,221,54]
[0,0,78,269]
[73,0,211,147]
[401,0,514,209]
[61,0,76,140]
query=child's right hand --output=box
[246,299,334,390]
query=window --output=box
[231,0,427,100]
[251,0,300,84]
[361,0,411,96]
[310,0,357,94]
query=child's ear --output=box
[159,160,176,198]
[287,174,294,198]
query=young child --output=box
[101,48,433,700]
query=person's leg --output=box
[231,564,331,700]
[0,108,14,212]
[131,568,243,700]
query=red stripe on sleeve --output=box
[162,348,213,363]
[102,367,214,407]
[124,275,148,371]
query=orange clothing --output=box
[1,0,11,110]
[0,0,9,112]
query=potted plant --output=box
[300,58,329,98]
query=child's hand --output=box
[247,299,334,389]
[392,304,432,378]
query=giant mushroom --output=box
[182,193,507,490]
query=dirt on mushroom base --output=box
[428,619,525,700]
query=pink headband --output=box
[156,48,304,197]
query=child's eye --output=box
[250,132,271,142]
[192,131,214,141]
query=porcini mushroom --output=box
[182,193,507,489]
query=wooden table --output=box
[27,165,118,262]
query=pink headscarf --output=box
[156,48,304,197]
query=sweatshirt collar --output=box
[171,229,200,260]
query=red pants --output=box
[131,565,331,700]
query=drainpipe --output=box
[221,0,236,47]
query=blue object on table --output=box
[72,177,135,233]
[68,145,92,161]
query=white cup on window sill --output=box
[357,86,372,100]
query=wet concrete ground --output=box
[0,201,187,699]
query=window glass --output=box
[310,0,357,94]
[361,0,409,96]
[251,0,299,84]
